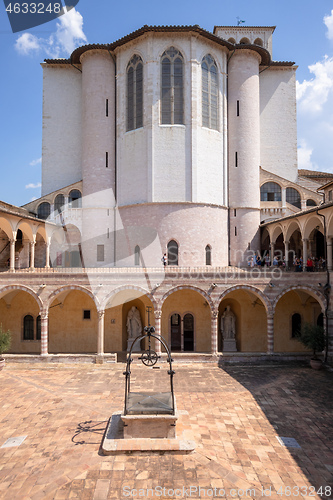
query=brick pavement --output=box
[0,361,332,499]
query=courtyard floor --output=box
[0,361,332,500]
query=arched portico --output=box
[273,286,325,353]
[0,285,43,354]
[160,286,213,353]
[47,285,100,355]
[217,285,272,353]
[103,285,157,354]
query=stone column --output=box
[270,242,275,266]
[45,241,50,269]
[302,238,308,270]
[154,310,162,355]
[40,311,49,356]
[30,241,35,270]
[97,310,105,355]
[211,310,218,355]
[327,237,332,271]
[284,240,289,268]
[281,187,286,209]
[267,313,274,354]
[10,239,15,272]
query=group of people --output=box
[248,254,285,268]
[294,256,326,272]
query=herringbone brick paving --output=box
[0,362,332,499]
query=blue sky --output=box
[0,0,333,206]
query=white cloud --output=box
[25,182,41,189]
[15,33,41,55]
[30,196,38,201]
[297,140,317,170]
[324,10,333,40]
[15,8,87,58]
[29,157,42,166]
[296,55,333,113]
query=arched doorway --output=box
[169,312,194,352]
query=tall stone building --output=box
[0,24,331,362]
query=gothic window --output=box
[54,194,65,213]
[161,47,184,125]
[260,182,282,202]
[69,190,82,208]
[167,239,179,265]
[23,314,34,340]
[286,187,301,209]
[291,313,301,338]
[202,55,218,130]
[134,245,140,266]
[127,55,143,131]
[205,245,212,265]
[37,202,50,220]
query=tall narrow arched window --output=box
[23,315,34,340]
[205,245,212,265]
[69,190,82,208]
[127,55,143,131]
[286,187,301,209]
[202,55,218,130]
[54,194,65,213]
[36,315,41,340]
[167,240,179,265]
[134,245,140,266]
[37,202,50,220]
[161,47,184,125]
[291,313,301,338]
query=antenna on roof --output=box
[237,17,246,26]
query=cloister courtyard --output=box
[0,361,332,499]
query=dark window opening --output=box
[69,190,82,208]
[36,315,41,340]
[260,182,282,202]
[235,151,238,167]
[106,98,108,117]
[167,240,179,265]
[183,313,194,351]
[161,47,184,125]
[37,202,51,220]
[134,245,140,266]
[235,226,237,236]
[237,100,239,116]
[54,194,65,213]
[291,313,301,338]
[83,310,91,320]
[23,315,34,340]
[205,245,211,266]
[106,152,108,168]
[286,187,301,209]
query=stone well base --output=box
[122,412,178,439]
[101,411,195,454]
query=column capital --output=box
[98,309,105,319]
[154,310,162,320]
[212,310,218,319]
[41,311,48,320]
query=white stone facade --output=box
[37,25,308,268]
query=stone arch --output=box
[102,285,157,311]
[254,37,263,46]
[239,37,250,45]
[0,216,14,239]
[302,215,324,240]
[0,284,43,311]
[160,285,215,313]
[15,220,34,242]
[284,219,302,242]
[270,224,284,244]
[217,285,272,315]
[47,285,100,311]
[273,286,325,313]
